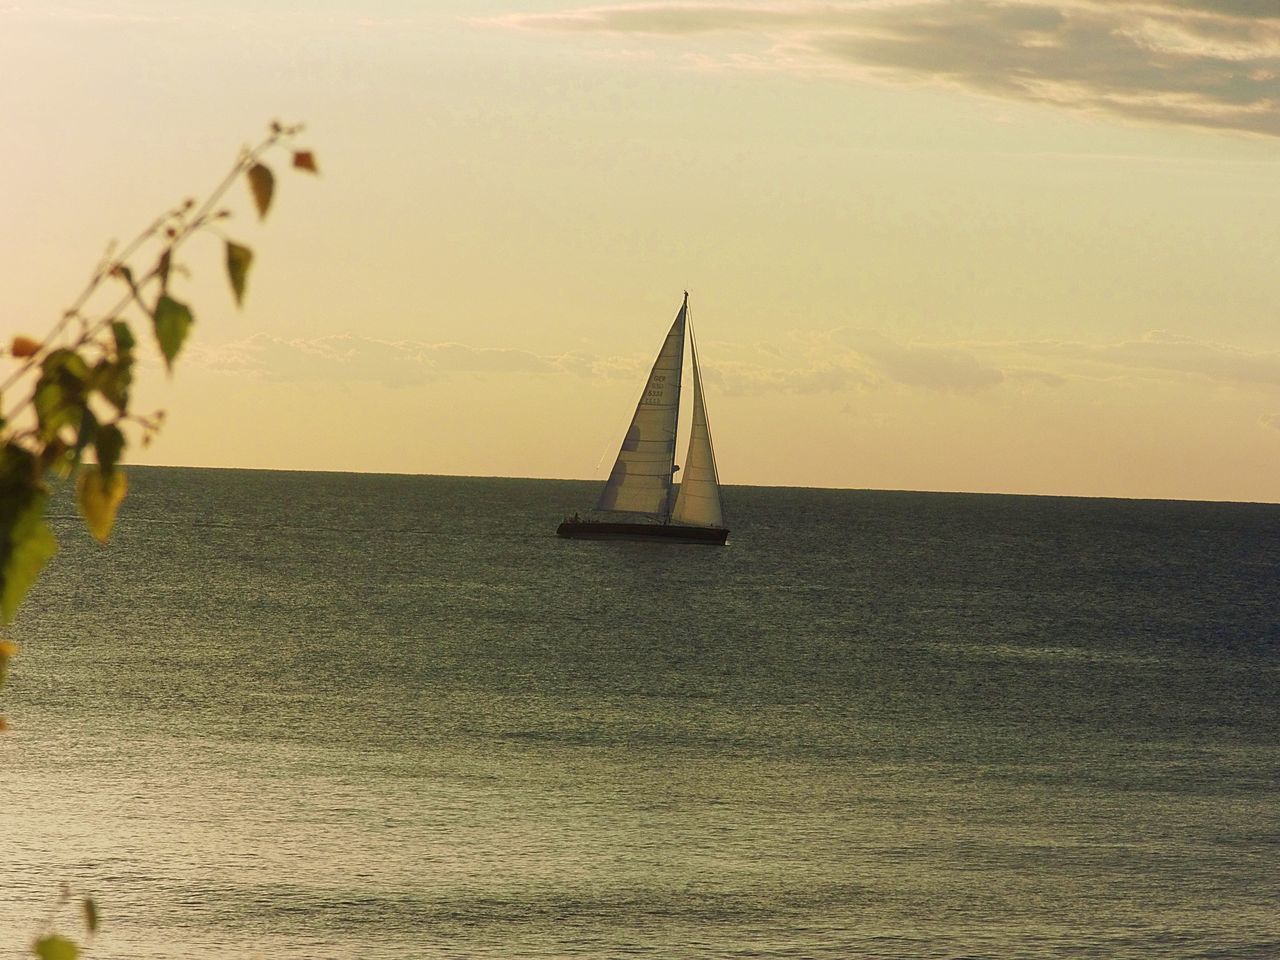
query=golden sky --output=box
[3,1,1280,501]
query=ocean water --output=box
[2,468,1278,959]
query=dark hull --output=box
[557,520,728,545]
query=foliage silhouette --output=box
[2,122,318,954]
[1,121,318,954]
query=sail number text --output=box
[640,375,667,406]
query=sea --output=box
[1,467,1278,959]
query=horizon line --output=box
[110,462,1280,508]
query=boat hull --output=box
[557,520,728,545]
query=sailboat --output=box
[557,292,729,545]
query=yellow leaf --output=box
[34,934,79,960]
[77,467,127,544]
[0,640,17,658]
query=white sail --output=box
[596,297,686,516]
[671,324,724,528]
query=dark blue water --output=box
[3,469,1278,958]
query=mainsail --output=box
[596,297,686,515]
[671,325,724,528]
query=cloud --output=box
[550,349,648,380]
[1020,329,1280,385]
[189,328,1280,411]
[838,328,1006,392]
[709,327,1280,397]
[191,334,665,387]
[192,334,557,387]
[692,330,1007,396]
[498,1,1280,137]
[1004,367,1068,386]
[1149,2,1280,18]
[195,331,877,397]
[702,356,871,395]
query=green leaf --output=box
[93,357,133,413]
[111,320,136,355]
[94,424,125,474]
[33,935,79,960]
[82,897,99,934]
[0,444,56,626]
[157,248,172,291]
[36,349,85,384]
[33,349,89,441]
[97,321,136,412]
[77,466,127,544]
[225,241,253,307]
[247,162,274,219]
[38,439,70,476]
[32,378,68,441]
[153,295,193,371]
[74,405,98,458]
[53,349,88,379]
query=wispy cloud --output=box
[190,329,1280,418]
[702,356,871,395]
[190,334,655,387]
[496,0,1280,137]
[838,328,1005,392]
[707,327,1280,398]
[1019,329,1280,385]
[834,327,1280,392]
[192,334,557,387]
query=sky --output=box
[3,0,1280,501]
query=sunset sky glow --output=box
[4,0,1280,501]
